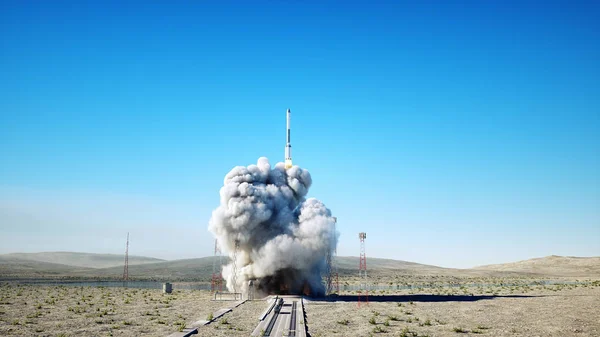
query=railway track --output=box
[251,296,306,337]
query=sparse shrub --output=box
[26,310,42,319]
[372,326,387,333]
[369,316,377,324]
[207,313,214,321]
[424,319,432,326]
[384,319,390,326]
[399,327,417,337]
[337,319,350,325]
[453,327,468,333]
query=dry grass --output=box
[1,277,599,336]
[306,279,600,337]
[194,300,268,337]
[0,284,225,336]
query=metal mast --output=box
[211,239,223,292]
[325,247,333,294]
[358,232,368,306]
[123,232,129,287]
[326,217,338,295]
[334,218,339,294]
[232,239,240,297]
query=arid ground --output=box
[306,281,600,337]
[1,278,599,337]
[1,254,599,336]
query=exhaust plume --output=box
[208,157,337,296]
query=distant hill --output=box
[0,255,91,278]
[1,252,165,269]
[70,257,216,281]
[1,253,598,281]
[335,256,447,276]
[73,256,448,281]
[475,255,600,277]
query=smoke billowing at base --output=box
[208,157,338,297]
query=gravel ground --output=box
[1,280,598,336]
[305,284,600,337]
[195,299,268,337]
[0,284,230,336]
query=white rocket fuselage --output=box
[285,109,292,168]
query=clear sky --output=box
[1,1,598,268]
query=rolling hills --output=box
[1,252,598,281]
[475,255,600,277]
[2,252,164,269]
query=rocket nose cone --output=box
[287,109,291,113]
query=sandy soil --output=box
[2,279,599,336]
[194,299,267,337]
[0,284,226,336]
[306,283,600,337]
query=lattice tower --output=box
[231,239,240,294]
[211,239,223,292]
[358,232,368,306]
[122,232,129,287]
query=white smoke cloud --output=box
[208,157,338,296]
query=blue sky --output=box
[1,1,598,268]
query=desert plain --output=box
[0,253,599,337]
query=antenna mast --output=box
[211,239,223,292]
[123,232,129,287]
[358,232,368,306]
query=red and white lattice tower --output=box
[358,232,368,306]
[211,239,223,292]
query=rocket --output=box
[285,108,293,169]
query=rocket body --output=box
[285,108,292,169]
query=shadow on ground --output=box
[311,294,540,303]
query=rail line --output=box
[289,300,297,336]
[251,296,306,337]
